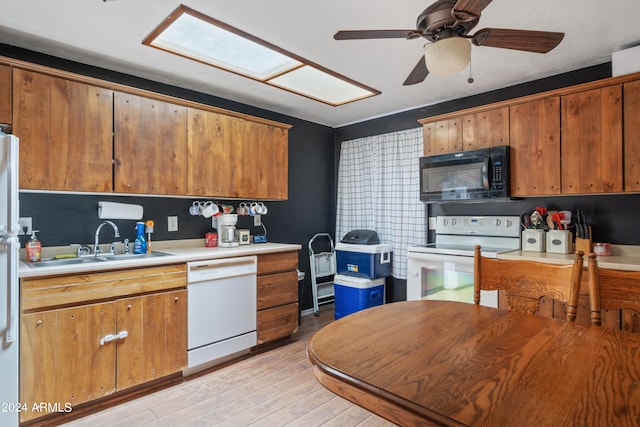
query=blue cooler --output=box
[334,274,385,320]
[335,242,392,279]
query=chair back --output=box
[474,245,584,321]
[587,253,640,328]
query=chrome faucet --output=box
[94,221,120,256]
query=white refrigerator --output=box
[0,130,19,426]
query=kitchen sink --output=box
[26,251,171,268]
[26,257,105,268]
[100,251,170,261]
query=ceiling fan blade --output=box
[452,0,493,21]
[334,30,422,40]
[472,28,564,53]
[403,56,429,86]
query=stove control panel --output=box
[436,216,520,237]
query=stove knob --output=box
[505,220,512,228]
[451,218,457,226]
[442,219,448,226]
[494,219,501,226]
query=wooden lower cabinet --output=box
[20,289,186,422]
[256,252,299,344]
[20,265,187,423]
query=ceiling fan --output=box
[334,0,564,85]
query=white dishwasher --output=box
[185,256,257,375]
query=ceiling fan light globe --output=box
[424,37,471,76]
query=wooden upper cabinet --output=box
[114,92,188,194]
[561,85,623,194]
[187,108,244,197]
[243,121,288,200]
[422,118,462,156]
[0,64,11,124]
[509,97,561,196]
[462,106,509,151]
[13,69,113,191]
[624,80,640,192]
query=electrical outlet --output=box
[167,216,178,232]
[254,214,261,227]
[18,217,32,235]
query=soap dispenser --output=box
[26,230,42,262]
[133,221,147,254]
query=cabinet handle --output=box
[100,330,128,346]
[174,297,179,302]
[36,320,43,325]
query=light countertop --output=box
[498,244,640,271]
[19,240,302,278]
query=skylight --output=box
[143,5,379,106]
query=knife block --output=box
[575,226,592,255]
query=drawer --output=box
[257,251,298,275]
[257,270,298,310]
[257,303,298,345]
[21,264,187,312]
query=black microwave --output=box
[419,145,510,203]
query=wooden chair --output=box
[474,245,584,321]
[587,253,640,329]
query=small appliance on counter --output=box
[217,214,239,247]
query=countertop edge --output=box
[19,242,302,278]
[498,250,640,271]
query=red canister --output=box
[205,232,218,247]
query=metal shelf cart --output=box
[308,233,336,316]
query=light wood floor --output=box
[63,305,396,427]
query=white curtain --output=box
[336,127,426,279]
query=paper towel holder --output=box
[98,201,144,220]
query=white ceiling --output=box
[1,0,640,128]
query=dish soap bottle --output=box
[26,230,42,262]
[133,221,147,254]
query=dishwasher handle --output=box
[187,255,257,282]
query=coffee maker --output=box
[217,214,239,247]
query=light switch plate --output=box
[254,215,262,227]
[167,216,178,232]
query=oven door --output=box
[407,252,497,308]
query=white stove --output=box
[409,215,521,258]
[407,216,521,306]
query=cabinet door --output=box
[509,97,561,196]
[0,64,11,124]
[20,303,116,422]
[561,85,623,194]
[243,121,289,199]
[188,108,244,197]
[257,303,298,345]
[624,80,640,192]
[422,118,462,156]
[462,107,509,151]
[116,290,186,390]
[13,69,113,191]
[114,92,188,194]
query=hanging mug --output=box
[189,201,202,216]
[201,201,219,218]
[238,202,248,216]
[257,202,268,215]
